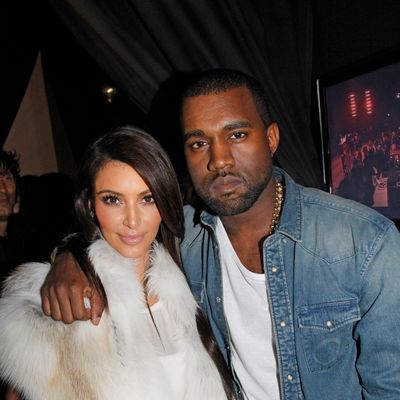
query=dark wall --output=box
[3,0,400,168]
[312,0,400,78]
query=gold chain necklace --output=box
[266,180,284,236]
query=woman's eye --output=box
[101,195,121,205]
[142,194,155,204]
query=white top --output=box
[216,218,280,400]
[141,301,187,399]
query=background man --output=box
[0,150,24,283]
[41,69,400,399]
[0,150,34,400]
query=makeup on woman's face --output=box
[93,160,162,265]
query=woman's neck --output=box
[134,253,158,307]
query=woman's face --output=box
[92,160,162,265]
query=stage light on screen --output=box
[349,93,357,117]
[364,90,373,114]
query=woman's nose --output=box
[123,205,140,229]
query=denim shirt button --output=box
[271,266,278,273]
[326,320,333,329]
[279,320,286,328]
[216,297,222,303]
[287,374,293,381]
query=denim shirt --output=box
[181,167,400,400]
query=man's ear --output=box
[12,195,20,214]
[266,122,280,155]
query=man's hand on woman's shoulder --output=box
[40,251,104,325]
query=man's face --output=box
[0,170,17,221]
[182,86,279,216]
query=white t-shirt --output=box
[216,218,280,400]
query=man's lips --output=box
[0,196,10,206]
[209,175,243,194]
[118,234,145,245]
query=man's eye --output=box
[230,131,246,140]
[190,141,208,150]
[0,174,12,181]
[101,195,121,205]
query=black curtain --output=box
[49,0,323,187]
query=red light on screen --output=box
[348,93,357,117]
[364,90,373,114]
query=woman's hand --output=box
[40,251,104,325]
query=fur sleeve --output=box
[0,262,66,398]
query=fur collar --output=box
[0,239,227,399]
[89,239,198,333]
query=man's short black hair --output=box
[181,68,272,127]
[0,150,21,185]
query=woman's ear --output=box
[87,199,95,218]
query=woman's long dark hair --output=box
[68,126,233,398]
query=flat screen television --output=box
[317,51,400,223]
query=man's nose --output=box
[208,142,234,172]
[0,178,7,192]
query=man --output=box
[0,151,19,228]
[0,150,24,283]
[41,69,400,399]
[0,150,39,400]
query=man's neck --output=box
[0,220,8,237]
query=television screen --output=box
[317,55,400,221]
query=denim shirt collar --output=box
[199,166,303,242]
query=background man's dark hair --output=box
[0,150,20,191]
[181,68,272,127]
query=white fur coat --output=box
[0,240,227,399]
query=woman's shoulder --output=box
[1,261,50,298]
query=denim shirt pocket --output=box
[297,299,360,372]
[188,280,205,305]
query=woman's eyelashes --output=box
[142,194,155,204]
[99,193,155,206]
[100,194,122,206]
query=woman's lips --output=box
[118,234,145,245]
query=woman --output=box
[0,127,232,399]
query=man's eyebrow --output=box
[183,130,204,142]
[183,121,252,141]
[223,121,252,130]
